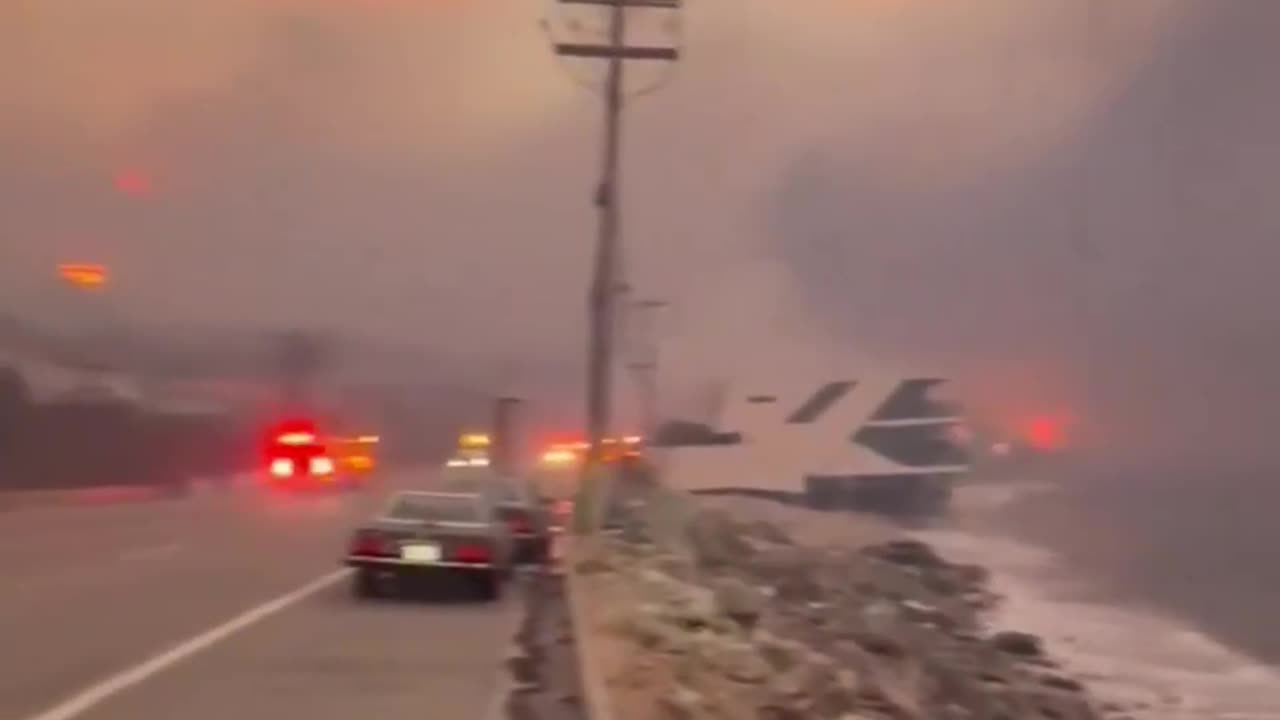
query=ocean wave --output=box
[921,526,1280,720]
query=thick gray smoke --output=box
[5,0,1277,461]
[770,0,1280,472]
[0,0,592,390]
[766,0,1280,661]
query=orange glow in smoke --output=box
[1023,415,1068,451]
[113,168,153,198]
[57,263,108,290]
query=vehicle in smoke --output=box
[532,433,649,500]
[436,471,553,565]
[262,418,364,492]
[536,435,643,468]
[345,490,514,601]
[959,411,1076,480]
[445,431,493,468]
[328,433,380,476]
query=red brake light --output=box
[452,543,492,563]
[351,531,393,557]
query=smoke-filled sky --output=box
[3,0,1277,460]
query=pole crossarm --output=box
[558,0,680,7]
[554,44,679,61]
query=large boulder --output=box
[711,576,767,631]
[864,539,945,569]
[699,637,771,684]
[685,509,757,569]
[613,606,698,655]
[749,547,827,603]
[658,685,706,720]
[990,630,1045,659]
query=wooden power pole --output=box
[552,0,679,532]
[553,0,679,463]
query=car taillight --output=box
[310,456,335,476]
[351,531,393,557]
[452,543,492,564]
[269,458,294,478]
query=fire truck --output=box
[531,434,647,500]
[329,434,379,476]
[263,419,365,491]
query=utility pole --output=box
[627,299,668,438]
[547,0,680,532]
[491,396,522,475]
[551,0,680,528]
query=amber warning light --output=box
[277,432,317,446]
[459,433,491,449]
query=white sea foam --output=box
[921,523,1280,720]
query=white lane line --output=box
[22,568,352,720]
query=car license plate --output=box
[401,543,441,563]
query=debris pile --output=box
[575,504,1116,720]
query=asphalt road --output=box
[0,470,522,720]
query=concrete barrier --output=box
[561,534,617,720]
[559,482,699,720]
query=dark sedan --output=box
[344,490,514,600]
[437,471,553,565]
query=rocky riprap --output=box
[577,504,1118,720]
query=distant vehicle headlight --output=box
[270,458,294,478]
[469,457,490,467]
[310,457,335,475]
